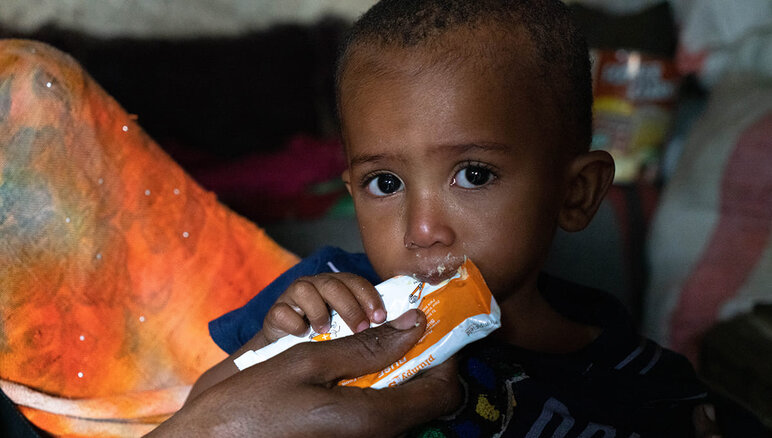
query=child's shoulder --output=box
[425,333,706,437]
[300,246,380,282]
[534,273,701,382]
[427,274,707,436]
[419,299,705,438]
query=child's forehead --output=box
[340,58,559,163]
[340,33,546,129]
[340,71,571,166]
[345,24,534,75]
[341,26,544,107]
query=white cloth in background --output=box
[643,74,772,365]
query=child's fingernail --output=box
[356,320,370,333]
[389,309,419,330]
[703,404,716,422]
[372,309,386,323]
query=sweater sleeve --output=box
[208,246,378,354]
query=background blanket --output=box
[0,39,299,436]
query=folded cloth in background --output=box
[0,39,299,436]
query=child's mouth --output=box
[411,255,466,285]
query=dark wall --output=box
[1,19,349,161]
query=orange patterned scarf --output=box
[0,39,299,436]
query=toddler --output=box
[194,1,707,436]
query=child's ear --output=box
[341,168,352,195]
[559,150,615,232]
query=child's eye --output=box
[452,165,495,188]
[365,173,404,196]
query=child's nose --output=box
[403,195,456,249]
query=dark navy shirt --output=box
[209,246,707,437]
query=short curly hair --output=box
[336,0,592,154]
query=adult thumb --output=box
[300,309,427,385]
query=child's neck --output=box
[493,276,601,354]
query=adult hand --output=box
[147,309,462,438]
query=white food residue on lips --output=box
[413,253,468,284]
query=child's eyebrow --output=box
[349,153,394,167]
[432,142,512,155]
[350,142,512,167]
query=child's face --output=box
[340,46,569,302]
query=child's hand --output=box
[261,273,387,344]
[693,404,722,438]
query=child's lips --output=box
[410,257,465,285]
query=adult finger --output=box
[283,309,427,385]
[355,357,462,434]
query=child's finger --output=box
[289,279,332,333]
[336,273,387,325]
[692,404,722,438]
[312,274,372,333]
[263,302,310,343]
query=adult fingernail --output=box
[703,404,716,422]
[372,309,386,323]
[389,309,419,330]
[356,320,370,333]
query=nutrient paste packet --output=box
[233,258,501,389]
